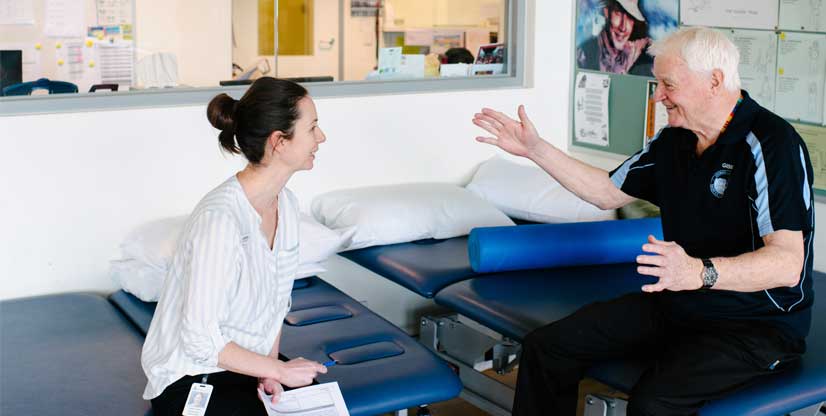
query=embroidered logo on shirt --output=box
[710,169,732,199]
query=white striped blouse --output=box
[141,176,299,400]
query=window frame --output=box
[0,0,526,116]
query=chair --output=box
[89,83,119,92]
[2,78,78,96]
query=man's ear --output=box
[710,69,725,96]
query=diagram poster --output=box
[776,32,826,124]
[722,29,778,111]
[681,0,779,30]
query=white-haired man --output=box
[473,27,815,415]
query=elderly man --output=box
[473,27,815,416]
[577,0,652,75]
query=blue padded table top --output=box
[340,237,475,298]
[110,277,462,416]
[434,263,655,341]
[281,277,462,416]
[0,293,150,416]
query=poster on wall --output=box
[574,72,611,147]
[779,0,826,32]
[96,0,133,26]
[721,29,778,111]
[351,0,380,17]
[793,123,826,191]
[643,81,668,146]
[775,32,826,124]
[575,0,678,77]
[681,0,779,30]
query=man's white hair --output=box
[649,27,742,92]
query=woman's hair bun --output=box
[207,93,240,154]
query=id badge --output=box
[181,382,213,416]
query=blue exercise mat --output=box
[468,218,663,273]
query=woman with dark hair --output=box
[141,77,328,415]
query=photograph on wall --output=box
[575,0,678,76]
[475,43,505,64]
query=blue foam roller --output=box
[468,218,663,273]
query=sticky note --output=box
[88,60,95,68]
[779,68,785,75]
[34,43,42,50]
[57,59,64,66]
[55,42,62,49]
[779,32,786,41]
[85,39,94,47]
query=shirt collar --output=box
[716,90,760,145]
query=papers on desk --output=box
[259,382,350,416]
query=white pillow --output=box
[112,213,345,302]
[466,156,617,223]
[311,183,515,251]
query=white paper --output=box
[98,40,133,88]
[776,32,826,124]
[399,54,424,78]
[45,0,86,38]
[440,63,470,77]
[96,0,133,25]
[404,29,433,46]
[574,72,611,147]
[377,46,402,76]
[0,0,34,25]
[779,0,826,32]
[722,29,778,111]
[0,42,41,81]
[259,382,350,416]
[681,0,779,30]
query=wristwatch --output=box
[701,258,718,289]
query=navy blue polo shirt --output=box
[609,91,815,340]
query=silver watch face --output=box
[703,266,718,286]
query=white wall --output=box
[2,0,823,332]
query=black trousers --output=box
[151,371,266,416]
[512,293,805,416]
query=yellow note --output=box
[793,123,826,191]
[34,43,42,50]
[88,60,95,68]
[55,42,62,49]
[780,32,787,41]
[85,39,94,47]
[57,59,64,66]
[778,68,785,75]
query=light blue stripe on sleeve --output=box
[800,145,811,211]
[746,132,774,236]
[610,129,663,189]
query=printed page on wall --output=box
[776,32,826,124]
[574,72,611,147]
[644,80,668,146]
[680,0,779,30]
[0,0,34,25]
[793,123,826,191]
[779,0,826,32]
[721,29,778,111]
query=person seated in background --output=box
[141,77,328,415]
[444,47,475,64]
[474,27,814,415]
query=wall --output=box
[2,0,823,332]
[136,0,232,87]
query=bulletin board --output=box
[569,0,826,198]
[0,0,135,92]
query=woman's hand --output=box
[473,105,544,159]
[258,377,283,404]
[276,357,327,388]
